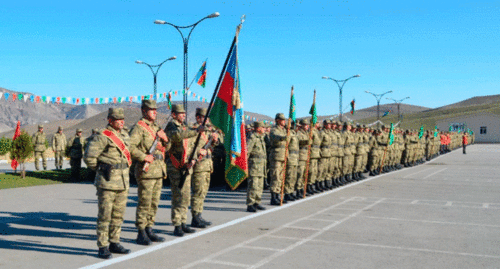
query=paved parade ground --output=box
[1,144,500,268]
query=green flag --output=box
[309,102,317,125]
[389,123,395,145]
[434,126,438,137]
[289,89,296,122]
[418,125,424,139]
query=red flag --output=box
[11,121,21,170]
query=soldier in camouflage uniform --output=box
[67,128,85,180]
[269,113,288,205]
[317,120,332,191]
[84,108,131,259]
[191,107,219,228]
[246,121,267,212]
[165,104,204,237]
[306,120,321,195]
[52,126,67,170]
[342,122,356,182]
[335,122,347,184]
[295,119,310,197]
[129,100,170,245]
[284,121,299,201]
[32,125,47,170]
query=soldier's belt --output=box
[321,146,330,149]
[112,162,129,169]
[250,154,267,159]
[312,145,321,148]
[289,150,299,155]
[153,154,164,161]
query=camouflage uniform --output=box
[32,126,47,170]
[129,100,170,243]
[342,126,355,180]
[165,106,201,230]
[67,129,84,180]
[269,113,287,203]
[246,122,267,208]
[295,119,310,197]
[52,127,67,170]
[83,108,131,255]
[284,128,299,199]
[318,122,331,189]
[307,124,321,193]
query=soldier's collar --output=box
[141,118,154,125]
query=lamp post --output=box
[135,56,177,100]
[322,74,360,122]
[155,12,219,122]
[386,96,410,122]
[365,90,393,126]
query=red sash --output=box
[102,129,132,166]
[137,120,166,154]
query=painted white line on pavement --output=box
[483,203,490,208]
[311,239,500,259]
[204,259,249,267]
[240,245,281,252]
[411,200,419,204]
[422,168,448,179]
[358,215,500,228]
[79,149,452,269]
[445,201,453,206]
[403,167,433,178]
[285,226,322,231]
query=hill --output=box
[433,94,500,110]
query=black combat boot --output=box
[312,183,321,193]
[109,242,131,254]
[284,193,294,202]
[145,227,165,242]
[307,185,315,195]
[136,229,152,245]
[295,189,304,199]
[191,214,207,228]
[271,193,281,205]
[247,204,257,212]
[198,214,212,226]
[315,182,323,192]
[181,223,195,233]
[353,173,359,181]
[98,246,112,259]
[173,225,184,237]
[254,203,266,210]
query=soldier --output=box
[84,108,131,259]
[32,125,47,170]
[67,128,85,181]
[295,119,310,197]
[52,126,67,170]
[269,113,288,205]
[342,122,355,182]
[246,121,267,212]
[165,104,204,237]
[317,120,332,191]
[191,107,219,228]
[129,100,170,245]
[284,120,299,202]
[307,121,321,194]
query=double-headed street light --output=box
[387,96,410,122]
[365,90,393,126]
[155,12,219,122]
[135,56,177,100]
[322,74,360,122]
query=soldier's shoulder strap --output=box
[102,129,132,166]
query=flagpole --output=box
[303,90,316,198]
[279,86,293,206]
[178,20,243,189]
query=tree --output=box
[10,130,34,178]
[0,136,12,156]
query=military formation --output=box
[28,102,474,259]
[245,113,475,208]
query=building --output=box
[436,113,500,143]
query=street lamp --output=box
[155,12,219,122]
[365,90,393,126]
[322,74,360,122]
[135,56,177,100]
[386,96,410,122]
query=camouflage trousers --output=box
[96,187,128,248]
[34,151,47,170]
[317,158,329,183]
[295,161,306,191]
[284,164,298,195]
[191,171,211,215]
[354,154,367,173]
[307,158,318,185]
[333,156,342,178]
[167,162,192,227]
[70,158,81,180]
[247,176,264,206]
[135,178,163,230]
[54,151,64,169]
[342,154,354,175]
[270,161,285,194]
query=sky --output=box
[1,0,499,118]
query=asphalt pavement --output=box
[1,144,499,269]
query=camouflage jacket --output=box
[297,129,310,162]
[247,132,267,177]
[84,125,131,191]
[129,118,171,179]
[287,130,299,166]
[320,129,332,158]
[335,130,345,157]
[310,128,321,159]
[192,123,218,173]
[343,132,356,156]
[165,119,198,170]
[270,125,287,162]
[52,133,67,152]
[32,131,47,152]
[67,135,85,158]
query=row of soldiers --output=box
[80,101,219,259]
[245,113,473,211]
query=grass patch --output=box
[0,169,93,189]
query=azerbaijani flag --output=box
[195,60,207,88]
[382,109,392,117]
[209,37,248,190]
[11,121,21,170]
[350,99,355,115]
